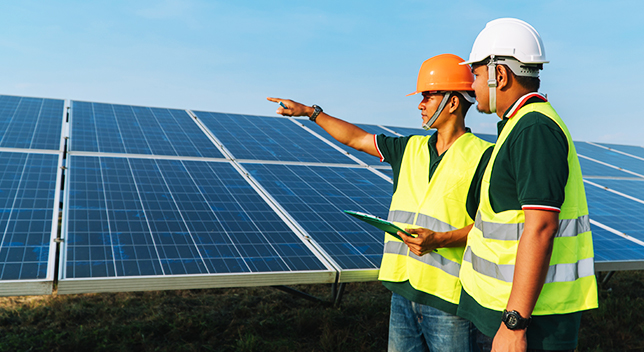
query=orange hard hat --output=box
[407,53,475,96]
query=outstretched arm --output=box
[267,97,380,157]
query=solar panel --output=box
[0,92,640,299]
[592,225,644,270]
[70,101,223,158]
[384,126,434,137]
[295,120,385,166]
[579,157,637,178]
[575,141,644,176]
[242,163,393,281]
[590,179,644,200]
[193,111,360,164]
[0,95,64,150]
[596,143,644,159]
[0,151,61,295]
[584,181,644,244]
[59,155,334,294]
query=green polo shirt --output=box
[456,94,582,351]
[376,130,494,315]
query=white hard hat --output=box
[461,18,548,113]
[462,18,548,66]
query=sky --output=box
[0,0,643,145]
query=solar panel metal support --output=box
[599,271,615,288]
[271,285,332,307]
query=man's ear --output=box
[496,65,510,90]
[448,94,460,114]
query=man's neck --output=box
[434,119,467,155]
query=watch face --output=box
[507,314,518,328]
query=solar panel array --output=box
[0,93,642,296]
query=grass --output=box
[0,271,642,352]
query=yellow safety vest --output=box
[460,102,599,314]
[378,133,492,304]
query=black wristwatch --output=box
[310,105,323,122]
[502,310,531,330]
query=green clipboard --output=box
[344,210,414,241]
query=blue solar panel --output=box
[592,225,644,264]
[297,120,384,166]
[194,111,361,164]
[473,133,497,143]
[70,102,223,158]
[0,152,59,281]
[589,179,644,201]
[354,124,398,136]
[596,143,644,159]
[384,126,434,137]
[63,156,327,281]
[585,181,644,243]
[0,95,64,150]
[579,157,637,178]
[575,141,644,176]
[242,163,393,270]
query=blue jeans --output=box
[389,292,478,352]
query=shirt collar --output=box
[502,92,548,119]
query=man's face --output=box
[472,65,491,114]
[418,91,445,128]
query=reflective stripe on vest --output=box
[474,212,592,241]
[378,133,492,305]
[460,101,599,315]
[385,241,461,278]
[463,246,595,283]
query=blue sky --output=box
[1,1,643,145]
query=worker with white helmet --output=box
[268,53,493,351]
[456,18,598,352]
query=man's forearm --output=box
[505,209,558,316]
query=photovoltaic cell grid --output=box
[0,96,64,150]
[597,143,644,160]
[70,101,223,158]
[62,156,328,281]
[575,141,644,176]
[0,152,59,281]
[243,163,393,271]
[298,120,384,166]
[194,111,359,164]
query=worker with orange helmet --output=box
[268,53,493,352]
[456,18,598,352]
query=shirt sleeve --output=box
[375,134,411,167]
[510,113,569,211]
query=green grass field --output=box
[0,270,642,352]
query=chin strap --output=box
[422,92,452,130]
[487,55,497,113]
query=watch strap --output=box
[310,105,323,122]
